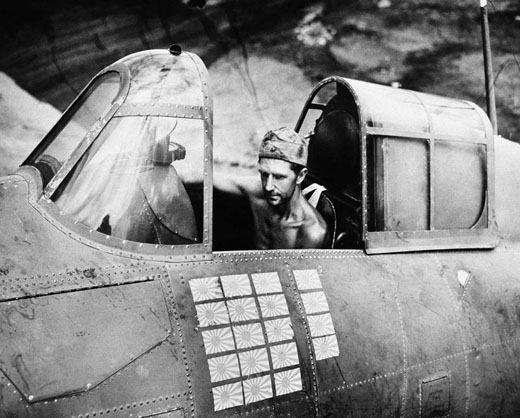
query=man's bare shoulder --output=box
[300,202,330,249]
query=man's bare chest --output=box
[253,206,303,249]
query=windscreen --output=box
[51,115,204,245]
[31,71,120,187]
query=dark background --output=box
[0,0,519,138]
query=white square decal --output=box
[221,274,252,297]
[196,301,229,327]
[293,269,322,290]
[243,375,273,404]
[270,342,299,369]
[313,335,340,360]
[201,327,235,355]
[213,382,243,411]
[189,276,223,302]
[208,354,240,383]
[307,313,335,337]
[252,272,282,294]
[258,294,289,318]
[301,291,330,314]
[239,348,270,375]
[264,317,294,343]
[233,322,265,349]
[227,297,259,322]
[274,368,302,396]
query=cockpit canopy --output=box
[24,48,212,259]
[296,77,496,253]
[22,46,496,257]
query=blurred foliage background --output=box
[0,0,518,174]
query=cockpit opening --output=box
[296,81,363,250]
[19,48,497,258]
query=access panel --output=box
[0,281,171,402]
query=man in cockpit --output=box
[214,127,329,250]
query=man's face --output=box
[258,158,299,206]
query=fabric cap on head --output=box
[258,127,308,167]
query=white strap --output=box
[303,183,326,208]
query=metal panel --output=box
[141,409,186,418]
[0,172,161,278]
[0,280,171,401]
[23,338,190,418]
[115,103,205,119]
[282,254,405,415]
[433,141,487,229]
[421,374,450,418]
[167,255,317,417]
[365,228,498,253]
[0,258,160,303]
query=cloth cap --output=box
[258,127,308,167]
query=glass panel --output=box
[299,108,323,140]
[385,138,429,230]
[52,116,204,245]
[351,80,429,132]
[369,137,429,231]
[32,72,120,187]
[313,82,337,107]
[420,92,474,109]
[433,141,486,229]
[429,105,487,142]
[124,53,203,105]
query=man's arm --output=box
[213,170,263,199]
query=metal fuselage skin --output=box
[2,165,520,418]
[1,49,520,418]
